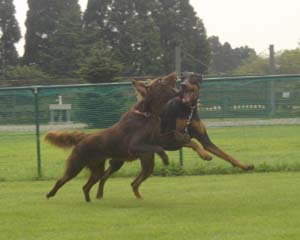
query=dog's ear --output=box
[132,80,147,97]
[180,72,188,82]
[192,73,203,84]
[162,72,177,87]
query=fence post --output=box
[269,44,276,116]
[33,87,42,178]
[269,80,276,116]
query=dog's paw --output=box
[202,154,213,161]
[243,164,254,171]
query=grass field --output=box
[1,172,300,240]
[0,124,300,181]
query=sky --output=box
[14,0,300,56]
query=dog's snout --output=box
[173,87,183,96]
[180,80,188,87]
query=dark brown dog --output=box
[160,72,254,170]
[101,73,253,194]
[45,73,187,201]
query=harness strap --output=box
[184,105,196,133]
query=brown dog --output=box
[45,73,188,201]
[160,72,254,170]
[96,73,253,193]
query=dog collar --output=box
[132,109,151,118]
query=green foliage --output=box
[208,36,256,75]
[23,0,83,78]
[79,45,124,83]
[73,90,131,128]
[0,0,21,78]
[232,55,270,75]
[83,0,112,46]
[154,162,186,176]
[152,0,210,73]
[6,65,51,80]
[110,0,163,75]
[231,48,300,76]
[277,49,300,74]
[72,84,134,128]
[83,0,164,75]
[82,0,210,75]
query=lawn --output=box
[1,172,300,240]
[0,124,300,181]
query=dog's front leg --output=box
[190,119,254,171]
[183,140,212,161]
[158,130,190,147]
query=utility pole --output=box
[269,44,276,74]
[175,46,184,166]
[175,46,182,78]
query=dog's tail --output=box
[44,131,89,149]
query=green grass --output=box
[1,173,300,240]
[0,125,300,181]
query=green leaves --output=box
[6,65,51,80]
[79,44,123,83]
[277,49,300,74]
[208,36,257,75]
[83,0,210,75]
[233,49,300,76]
[0,0,21,78]
[23,0,83,78]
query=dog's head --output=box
[132,72,179,113]
[180,72,202,106]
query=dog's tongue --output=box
[182,92,193,104]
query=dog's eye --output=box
[186,89,196,93]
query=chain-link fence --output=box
[0,75,300,181]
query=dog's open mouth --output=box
[182,90,198,105]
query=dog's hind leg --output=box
[131,153,154,199]
[96,159,124,199]
[82,161,105,202]
[46,154,85,199]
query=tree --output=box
[23,0,83,78]
[208,36,256,75]
[152,0,210,74]
[277,49,300,74]
[0,0,21,78]
[79,43,123,83]
[83,0,163,75]
[232,48,300,76]
[232,56,269,76]
[110,0,163,75]
[83,0,112,47]
[6,65,50,80]
[83,0,210,75]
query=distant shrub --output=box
[79,46,123,83]
[6,65,51,80]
